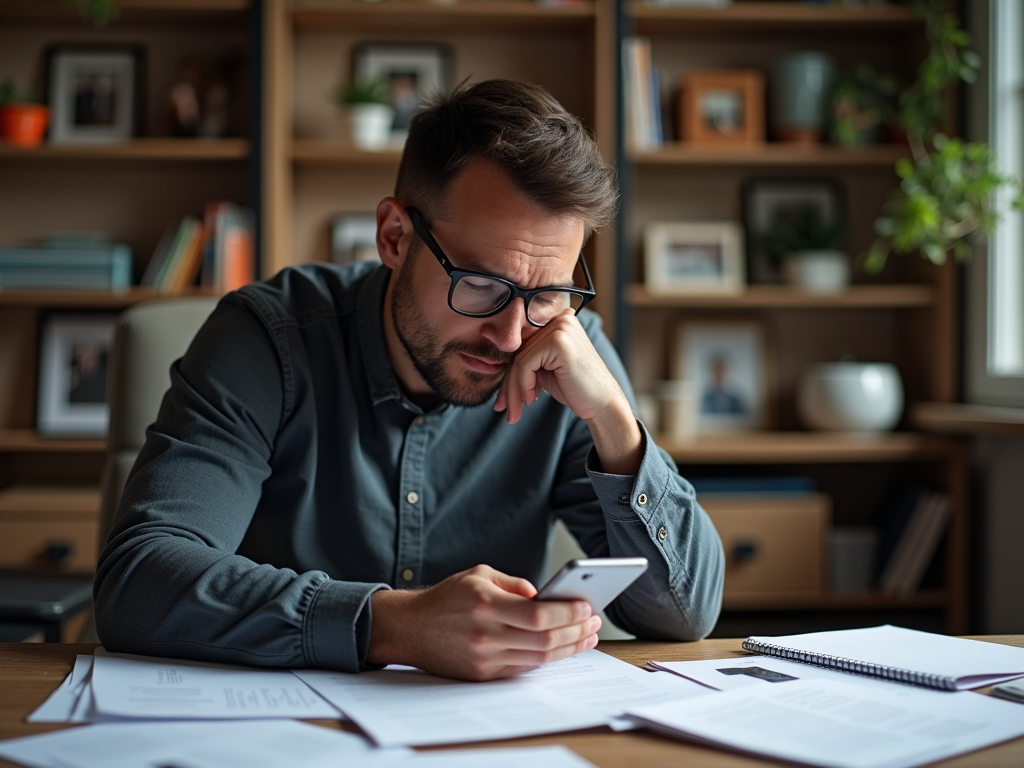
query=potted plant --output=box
[72,0,118,26]
[334,75,394,151]
[865,0,1024,273]
[0,80,49,147]
[760,206,850,293]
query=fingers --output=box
[487,631,601,674]
[487,569,538,599]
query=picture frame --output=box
[330,213,380,264]
[672,319,773,432]
[742,177,846,284]
[37,313,118,437]
[681,69,765,145]
[353,43,452,144]
[46,44,145,144]
[644,221,746,295]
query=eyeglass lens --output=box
[451,276,585,324]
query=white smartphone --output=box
[534,557,649,614]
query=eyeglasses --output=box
[406,207,595,328]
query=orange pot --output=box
[0,103,50,147]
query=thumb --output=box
[488,570,538,599]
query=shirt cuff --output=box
[303,578,391,672]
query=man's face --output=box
[389,159,585,407]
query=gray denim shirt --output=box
[94,262,724,671]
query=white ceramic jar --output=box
[797,362,904,432]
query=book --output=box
[213,204,255,293]
[741,624,1024,691]
[0,243,132,290]
[689,476,815,496]
[880,492,951,596]
[140,221,180,287]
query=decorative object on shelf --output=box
[829,526,878,593]
[866,0,1023,272]
[644,221,745,295]
[680,70,764,146]
[45,44,144,144]
[796,361,904,433]
[657,379,699,442]
[828,64,901,148]
[330,213,380,264]
[168,53,242,139]
[351,43,452,147]
[770,51,835,145]
[0,80,50,147]
[335,74,394,151]
[68,0,118,27]
[742,177,845,285]
[37,312,118,437]
[672,319,772,433]
[759,205,849,293]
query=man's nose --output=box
[481,298,533,353]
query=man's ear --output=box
[376,198,413,270]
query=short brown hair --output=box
[395,79,617,240]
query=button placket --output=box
[395,416,427,586]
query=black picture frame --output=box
[45,43,146,144]
[742,177,846,285]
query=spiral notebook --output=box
[742,624,1024,691]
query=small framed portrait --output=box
[330,213,380,264]
[353,43,452,144]
[644,221,745,295]
[37,313,118,437]
[672,319,772,432]
[743,177,845,284]
[46,45,145,144]
[681,70,765,145]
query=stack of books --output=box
[0,236,132,290]
[875,483,952,596]
[622,36,663,153]
[141,202,255,294]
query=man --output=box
[95,80,724,682]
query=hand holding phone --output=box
[535,557,648,614]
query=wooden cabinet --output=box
[618,2,968,633]
[0,0,253,572]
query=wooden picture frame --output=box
[672,318,773,433]
[46,45,145,144]
[681,69,765,145]
[330,213,379,264]
[36,313,118,436]
[644,221,745,295]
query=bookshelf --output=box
[0,0,253,573]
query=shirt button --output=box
[658,526,667,541]
[402,569,414,582]
[637,493,648,506]
[406,491,419,504]
[413,417,425,427]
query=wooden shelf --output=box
[0,0,249,24]
[911,402,1024,436]
[0,287,217,308]
[630,1,920,36]
[659,432,962,464]
[630,144,909,168]
[722,590,948,611]
[292,0,595,32]
[0,485,100,516]
[0,139,250,163]
[624,284,935,309]
[291,140,402,167]
[0,430,105,453]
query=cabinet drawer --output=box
[0,519,98,571]
[700,493,830,601]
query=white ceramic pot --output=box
[783,249,850,293]
[797,362,904,432]
[346,104,394,150]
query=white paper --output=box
[27,655,94,723]
[0,720,377,768]
[89,652,341,719]
[745,625,1024,690]
[628,678,1024,768]
[294,648,708,746]
[333,745,597,768]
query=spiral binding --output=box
[740,638,957,691]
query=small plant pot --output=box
[345,104,394,151]
[797,362,904,433]
[0,103,50,147]
[782,249,850,293]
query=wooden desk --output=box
[3,638,1024,767]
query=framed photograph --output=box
[46,45,145,144]
[330,213,380,264]
[681,70,765,145]
[672,319,772,432]
[743,177,845,284]
[37,313,117,437]
[353,43,452,144]
[644,221,745,295]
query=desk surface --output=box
[2,638,1023,768]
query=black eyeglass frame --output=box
[406,206,596,328]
